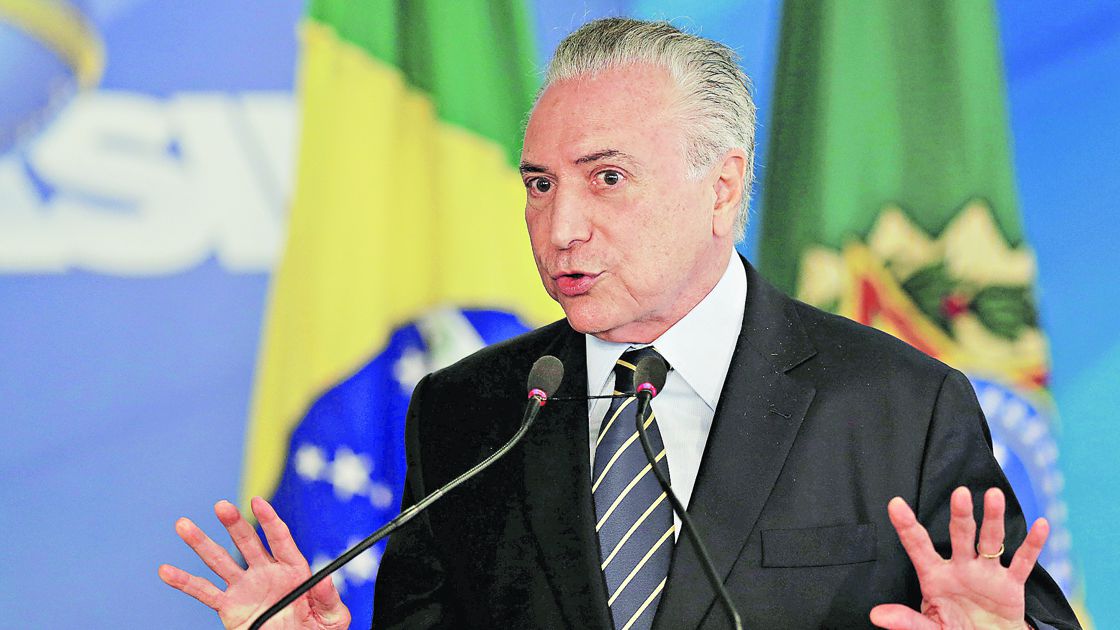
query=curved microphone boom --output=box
[248,355,564,630]
[633,355,743,630]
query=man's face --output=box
[521,64,733,343]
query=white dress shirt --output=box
[585,254,747,535]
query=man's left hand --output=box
[870,486,1048,630]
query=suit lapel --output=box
[654,260,817,629]
[521,324,614,630]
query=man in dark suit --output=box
[372,258,1078,629]
[160,17,1079,630]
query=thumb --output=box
[308,575,350,625]
[870,604,937,630]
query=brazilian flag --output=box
[760,0,1088,624]
[239,1,559,625]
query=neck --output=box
[591,247,735,344]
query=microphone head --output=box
[634,355,668,397]
[527,355,564,399]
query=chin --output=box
[562,311,602,335]
[559,301,616,336]
[562,304,650,343]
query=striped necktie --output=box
[592,346,675,630]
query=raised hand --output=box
[158,497,351,630]
[870,487,1048,629]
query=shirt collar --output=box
[585,253,747,409]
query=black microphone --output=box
[633,355,743,630]
[248,355,564,630]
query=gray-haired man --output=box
[161,18,1079,630]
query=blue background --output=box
[0,1,1115,627]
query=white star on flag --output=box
[992,441,1009,467]
[369,483,395,509]
[393,346,429,394]
[329,446,373,501]
[293,443,328,481]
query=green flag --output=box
[244,2,555,625]
[759,0,1086,620]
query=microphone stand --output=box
[248,394,550,630]
[634,390,743,630]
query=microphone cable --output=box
[633,355,743,630]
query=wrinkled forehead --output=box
[522,64,686,158]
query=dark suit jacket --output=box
[373,259,1079,629]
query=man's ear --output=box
[711,148,747,237]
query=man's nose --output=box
[549,188,592,250]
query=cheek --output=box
[648,201,701,245]
[611,251,664,300]
[641,209,709,275]
[524,209,547,246]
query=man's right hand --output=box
[158,497,351,630]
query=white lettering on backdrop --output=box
[0,90,295,275]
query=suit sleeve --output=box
[915,369,1081,630]
[372,375,460,629]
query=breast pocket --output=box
[761,523,877,568]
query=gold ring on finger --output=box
[977,542,1004,559]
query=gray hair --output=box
[542,17,757,240]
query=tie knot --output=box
[613,346,668,394]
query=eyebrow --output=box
[519,161,552,176]
[575,148,636,165]
[519,148,640,176]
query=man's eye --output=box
[597,170,623,186]
[528,178,552,194]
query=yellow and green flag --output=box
[240,1,558,624]
[760,0,1087,623]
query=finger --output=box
[158,563,224,610]
[214,500,270,566]
[869,603,939,629]
[976,487,1006,558]
[948,486,977,560]
[252,496,307,566]
[886,497,943,574]
[1009,517,1050,583]
[174,517,243,584]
